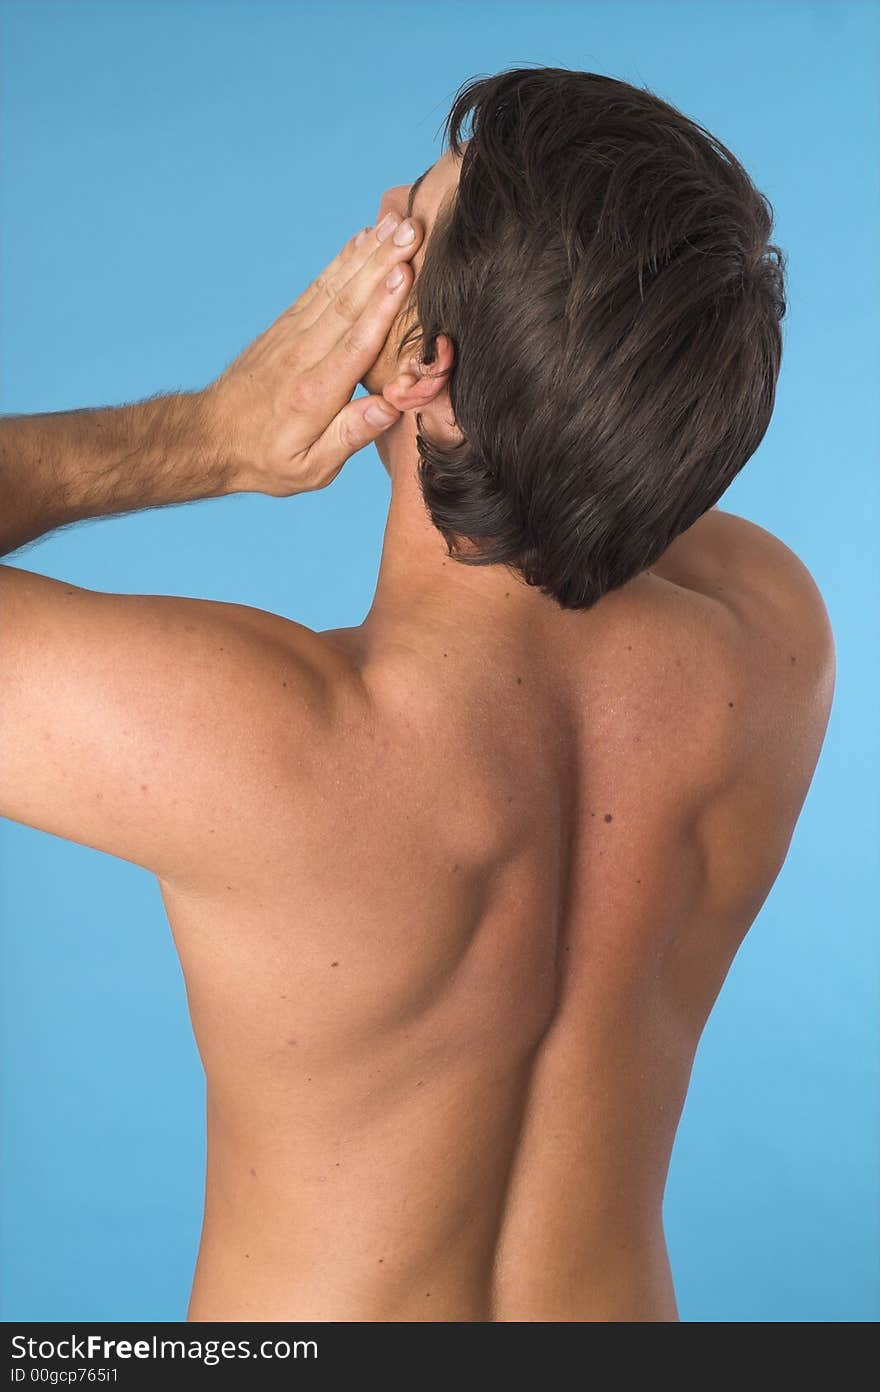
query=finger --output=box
[302,394,402,487]
[247,222,382,369]
[291,211,412,323]
[289,223,376,320]
[296,213,424,339]
[300,260,417,414]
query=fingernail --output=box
[365,401,397,427]
[392,219,416,246]
[385,265,405,290]
[376,213,400,243]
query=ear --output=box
[381,334,458,429]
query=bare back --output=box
[157,511,834,1322]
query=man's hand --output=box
[206,212,424,497]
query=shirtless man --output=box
[0,69,835,1322]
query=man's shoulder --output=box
[644,511,836,925]
[159,596,358,701]
[654,507,835,686]
[138,596,363,886]
[712,510,835,726]
[637,509,835,810]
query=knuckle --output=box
[319,270,340,302]
[337,414,361,452]
[332,286,358,321]
[341,325,370,358]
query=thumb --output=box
[362,396,401,433]
[302,395,402,488]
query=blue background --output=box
[1,0,877,1323]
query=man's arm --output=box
[0,212,423,881]
[0,212,422,557]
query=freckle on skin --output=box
[790,655,797,664]
[604,813,613,823]
[140,784,148,792]
[728,701,734,708]
[250,1168,256,1177]
[516,676,522,685]
[282,681,288,688]
[330,961,339,967]
[287,1037,297,1046]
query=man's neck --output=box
[361,418,547,657]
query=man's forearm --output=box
[0,389,235,558]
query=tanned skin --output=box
[0,149,835,1321]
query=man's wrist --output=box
[195,383,246,496]
[97,388,241,509]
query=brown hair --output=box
[398,66,787,610]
